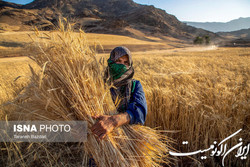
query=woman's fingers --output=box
[92,126,106,140]
[91,115,99,119]
[91,120,105,137]
[91,115,114,140]
[91,115,104,132]
[91,121,101,133]
[92,115,104,120]
[94,128,103,137]
[99,133,107,140]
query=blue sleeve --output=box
[125,80,147,125]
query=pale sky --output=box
[3,0,250,22]
[134,0,250,22]
[3,0,32,5]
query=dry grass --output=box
[0,57,39,120]
[0,26,249,166]
[133,47,250,166]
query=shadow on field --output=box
[0,41,25,47]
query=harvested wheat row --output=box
[10,20,172,166]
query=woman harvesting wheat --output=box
[91,46,147,139]
[2,21,170,166]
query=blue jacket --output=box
[110,80,147,125]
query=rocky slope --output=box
[0,0,219,41]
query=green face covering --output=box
[108,59,128,80]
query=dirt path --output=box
[182,45,218,51]
[131,45,218,55]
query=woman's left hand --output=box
[91,112,130,140]
[91,115,117,140]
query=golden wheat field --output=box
[0,28,249,167]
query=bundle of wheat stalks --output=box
[11,20,172,166]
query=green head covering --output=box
[107,59,128,80]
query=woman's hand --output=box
[91,112,130,140]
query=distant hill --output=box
[0,0,220,41]
[217,28,250,47]
[185,17,250,33]
[217,28,250,39]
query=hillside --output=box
[217,28,250,39]
[185,17,250,33]
[0,0,219,41]
[217,28,250,47]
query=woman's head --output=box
[106,46,134,83]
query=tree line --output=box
[193,35,210,45]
